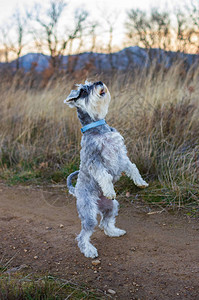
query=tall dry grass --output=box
[0,62,198,208]
[108,63,199,208]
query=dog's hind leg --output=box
[98,197,126,237]
[76,196,98,258]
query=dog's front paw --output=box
[137,182,149,189]
[134,178,149,189]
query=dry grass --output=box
[0,62,199,209]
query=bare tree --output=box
[105,14,117,54]
[100,10,120,54]
[66,8,89,74]
[176,10,189,52]
[126,8,171,51]
[68,8,89,54]
[97,10,120,69]
[187,0,199,53]
[29,1,88,71]
[175,2,199,54]
[0,9,27,69]
[150,9,171,51]
[11,9,27,70]
[126,5,199,55]
[0,25,12,63]
[89,22,99,52]
[29,0,67,69]
[126,9,152,49]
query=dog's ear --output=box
[64,89,81,107]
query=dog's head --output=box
[64,80,111,120]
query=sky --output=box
[0,0,187,24]
[0,0,192,55]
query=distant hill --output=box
[1,46,199,72]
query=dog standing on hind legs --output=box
[64,81,148,258]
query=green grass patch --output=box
[0,273,104,300]
[0,159,80,186]
[128,181,199,216]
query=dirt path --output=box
[0,182,199,299]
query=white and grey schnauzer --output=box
[64,80,148,258]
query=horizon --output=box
[3,44,199,62]
[2,45,198,75]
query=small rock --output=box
[130,247,136,252]
[107,289,116,295]
[133,282,140,287]
[126,192,130,197]
[92,259,101,266]
[46,227,52,230]
[24,249,28,252]
[34,256,38,259]
[59,224,64,228]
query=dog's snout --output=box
[95,81,103,86]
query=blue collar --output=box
[81,119,106,133]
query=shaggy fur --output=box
[64,81,148,258]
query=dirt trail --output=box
[0,182,199,299]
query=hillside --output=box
[1,46,199,72]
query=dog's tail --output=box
[67,171,79,196]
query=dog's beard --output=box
[86,85,111,120]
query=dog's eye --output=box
[79,89,88,98]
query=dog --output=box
[64,80,148,258]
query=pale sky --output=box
[0,0,187,24]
